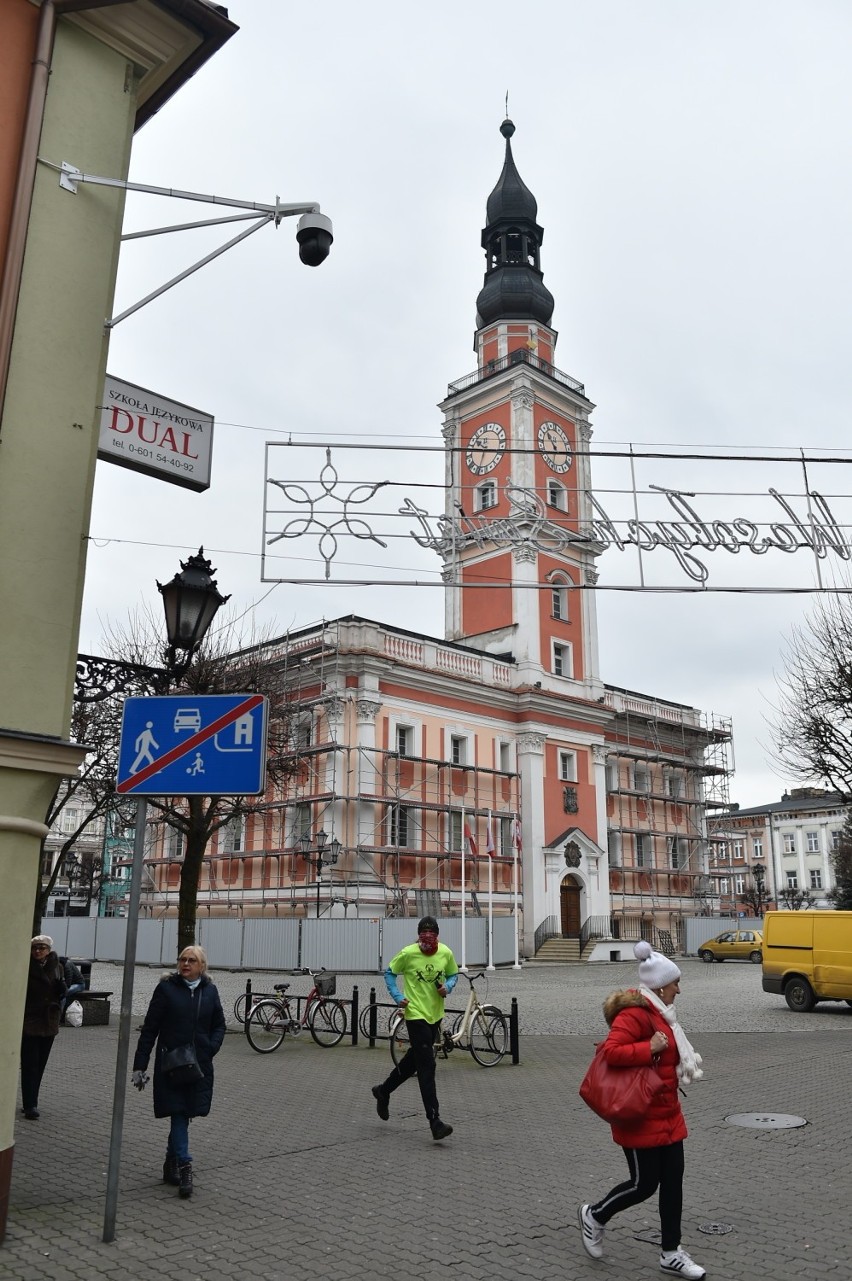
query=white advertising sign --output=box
[98,375,214,492]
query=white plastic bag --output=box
[65,1000,83,1028]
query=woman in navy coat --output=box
[132,946,225,1198]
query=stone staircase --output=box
[534,936,583,963]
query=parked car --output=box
[697,929,763,963]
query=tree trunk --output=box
[177,797,209,955]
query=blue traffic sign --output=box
[117,694,268,796]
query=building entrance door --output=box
[560,878,581,937]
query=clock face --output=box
[537,420,573,473]
[466,422,506,475]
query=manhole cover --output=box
[698,1222,734,1235]
[725,1112,807,1129]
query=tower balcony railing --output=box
[446,347,586,398]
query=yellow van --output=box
[762,910,852,1011]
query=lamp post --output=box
[300,829,342,918]
[63,851,81,916]
[75,548,229,702]
[752,861,768,916]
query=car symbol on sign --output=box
[174,708,202,733]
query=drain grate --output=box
[725,1112,807,1129]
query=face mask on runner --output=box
[418,930,439,955]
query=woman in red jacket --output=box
[578,940,706,1280]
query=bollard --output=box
[510,996,520,1065]
[243,978,252,1040]
[351,984,359,1045]
[368,986,377,1047]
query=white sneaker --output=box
[660,1247,706,1279]
[578,1203,604,1259]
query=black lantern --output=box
[158,548,230,674]
[300,829,342,917]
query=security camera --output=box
[296,212,333,266]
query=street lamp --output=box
[75,548,229,701]
[752,861,767,916]
[300,829,342,918]
[63,851,82,915]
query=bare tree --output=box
[102,609,305,954]
[772,592,852,796]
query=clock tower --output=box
[439,119,604,699]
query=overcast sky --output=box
[80,0,852,810]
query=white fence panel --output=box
[242,918,300,971]
[380,918,487,969]
[198,919,244,969]
[93,917,129,962]
[46,919,70,955]
[492,915,518,966]
[65,918,97,959]
[301,920,379,973]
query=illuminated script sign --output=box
[262,444,852,591]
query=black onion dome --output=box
[476,119,554,328]
[485,118,539,225]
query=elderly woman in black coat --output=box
[21,935,66,1119]
[132,945,225,1198]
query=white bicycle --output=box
[388,971,508,1068]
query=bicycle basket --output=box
[314,973,336,996]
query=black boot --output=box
[162,1153,180,1186]
[178,1161,193,1199]
[430,1118,453,1141]
[372,1084,390,1120]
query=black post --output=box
[368,985,377,1047]
[243,978,251,1039]
[351,984,359,1046]
[510,996,520,1065]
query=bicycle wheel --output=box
[469,1005,508,1067]
[308,998,347,1047]
[246,999,288,1053]
[358,1002,389,1040]
[389,1011,410,1066]
[233,992,251,1024]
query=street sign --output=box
[116,694,268,796]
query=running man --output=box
[371,916,458,1141]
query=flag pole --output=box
[460,807,467,971]
[512,814,522,969]
[486,810,495,970]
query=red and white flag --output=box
[464,818,478,857]
[485,812,495,859]
[511,816,522,853]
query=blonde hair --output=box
[178,945,207,973]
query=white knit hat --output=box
[634,939,681,988]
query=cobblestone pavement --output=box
[3,960,851,1280]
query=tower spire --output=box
[475,118,554,329]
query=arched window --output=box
[547,479,567,511]
[476,480,497,511]
[550,576,570,620]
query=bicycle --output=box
[357,999,397,1042]
[388,971,508,1068]
[245,969,347,1051]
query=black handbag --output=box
[161,1043,204,1084]
[161,985,204,1083]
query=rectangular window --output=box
[396,725,413,757]
[783,832,796,854]
[165,828,185,861]
[551,586,568,620]
[293,804,312,845]
[477,482,497,511]
[634,764,650,793]
[553,643,570,677]
[667,836,678,869]
[636,832,649,868]
[605,762,617,792]
[806,831,819,853]
[733,841,744,860]
[297,720,311,750]
[786,871,798,889]
[666,773,682,798]
[499,816,513,857]
[558,750,577,782]
[547,480,566,509]
[752,837,763,858]
[498,741,512,772]
[388,805,411,847]
[61,807,79,834]
[831,829,841,851]
[735,875,745,894]
[608,830,621,866]
[720,877,729,895]
[450,735,466,766]
[810,868,823,890]
[220,817,244,853]
[449,810,463,852]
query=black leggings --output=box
[382,1018,440,1122]
[590,1141,684,1253]
[20,1035,56,1112]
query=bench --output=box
[77,991,112,1026]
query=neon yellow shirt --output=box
[388,942,459,1023]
